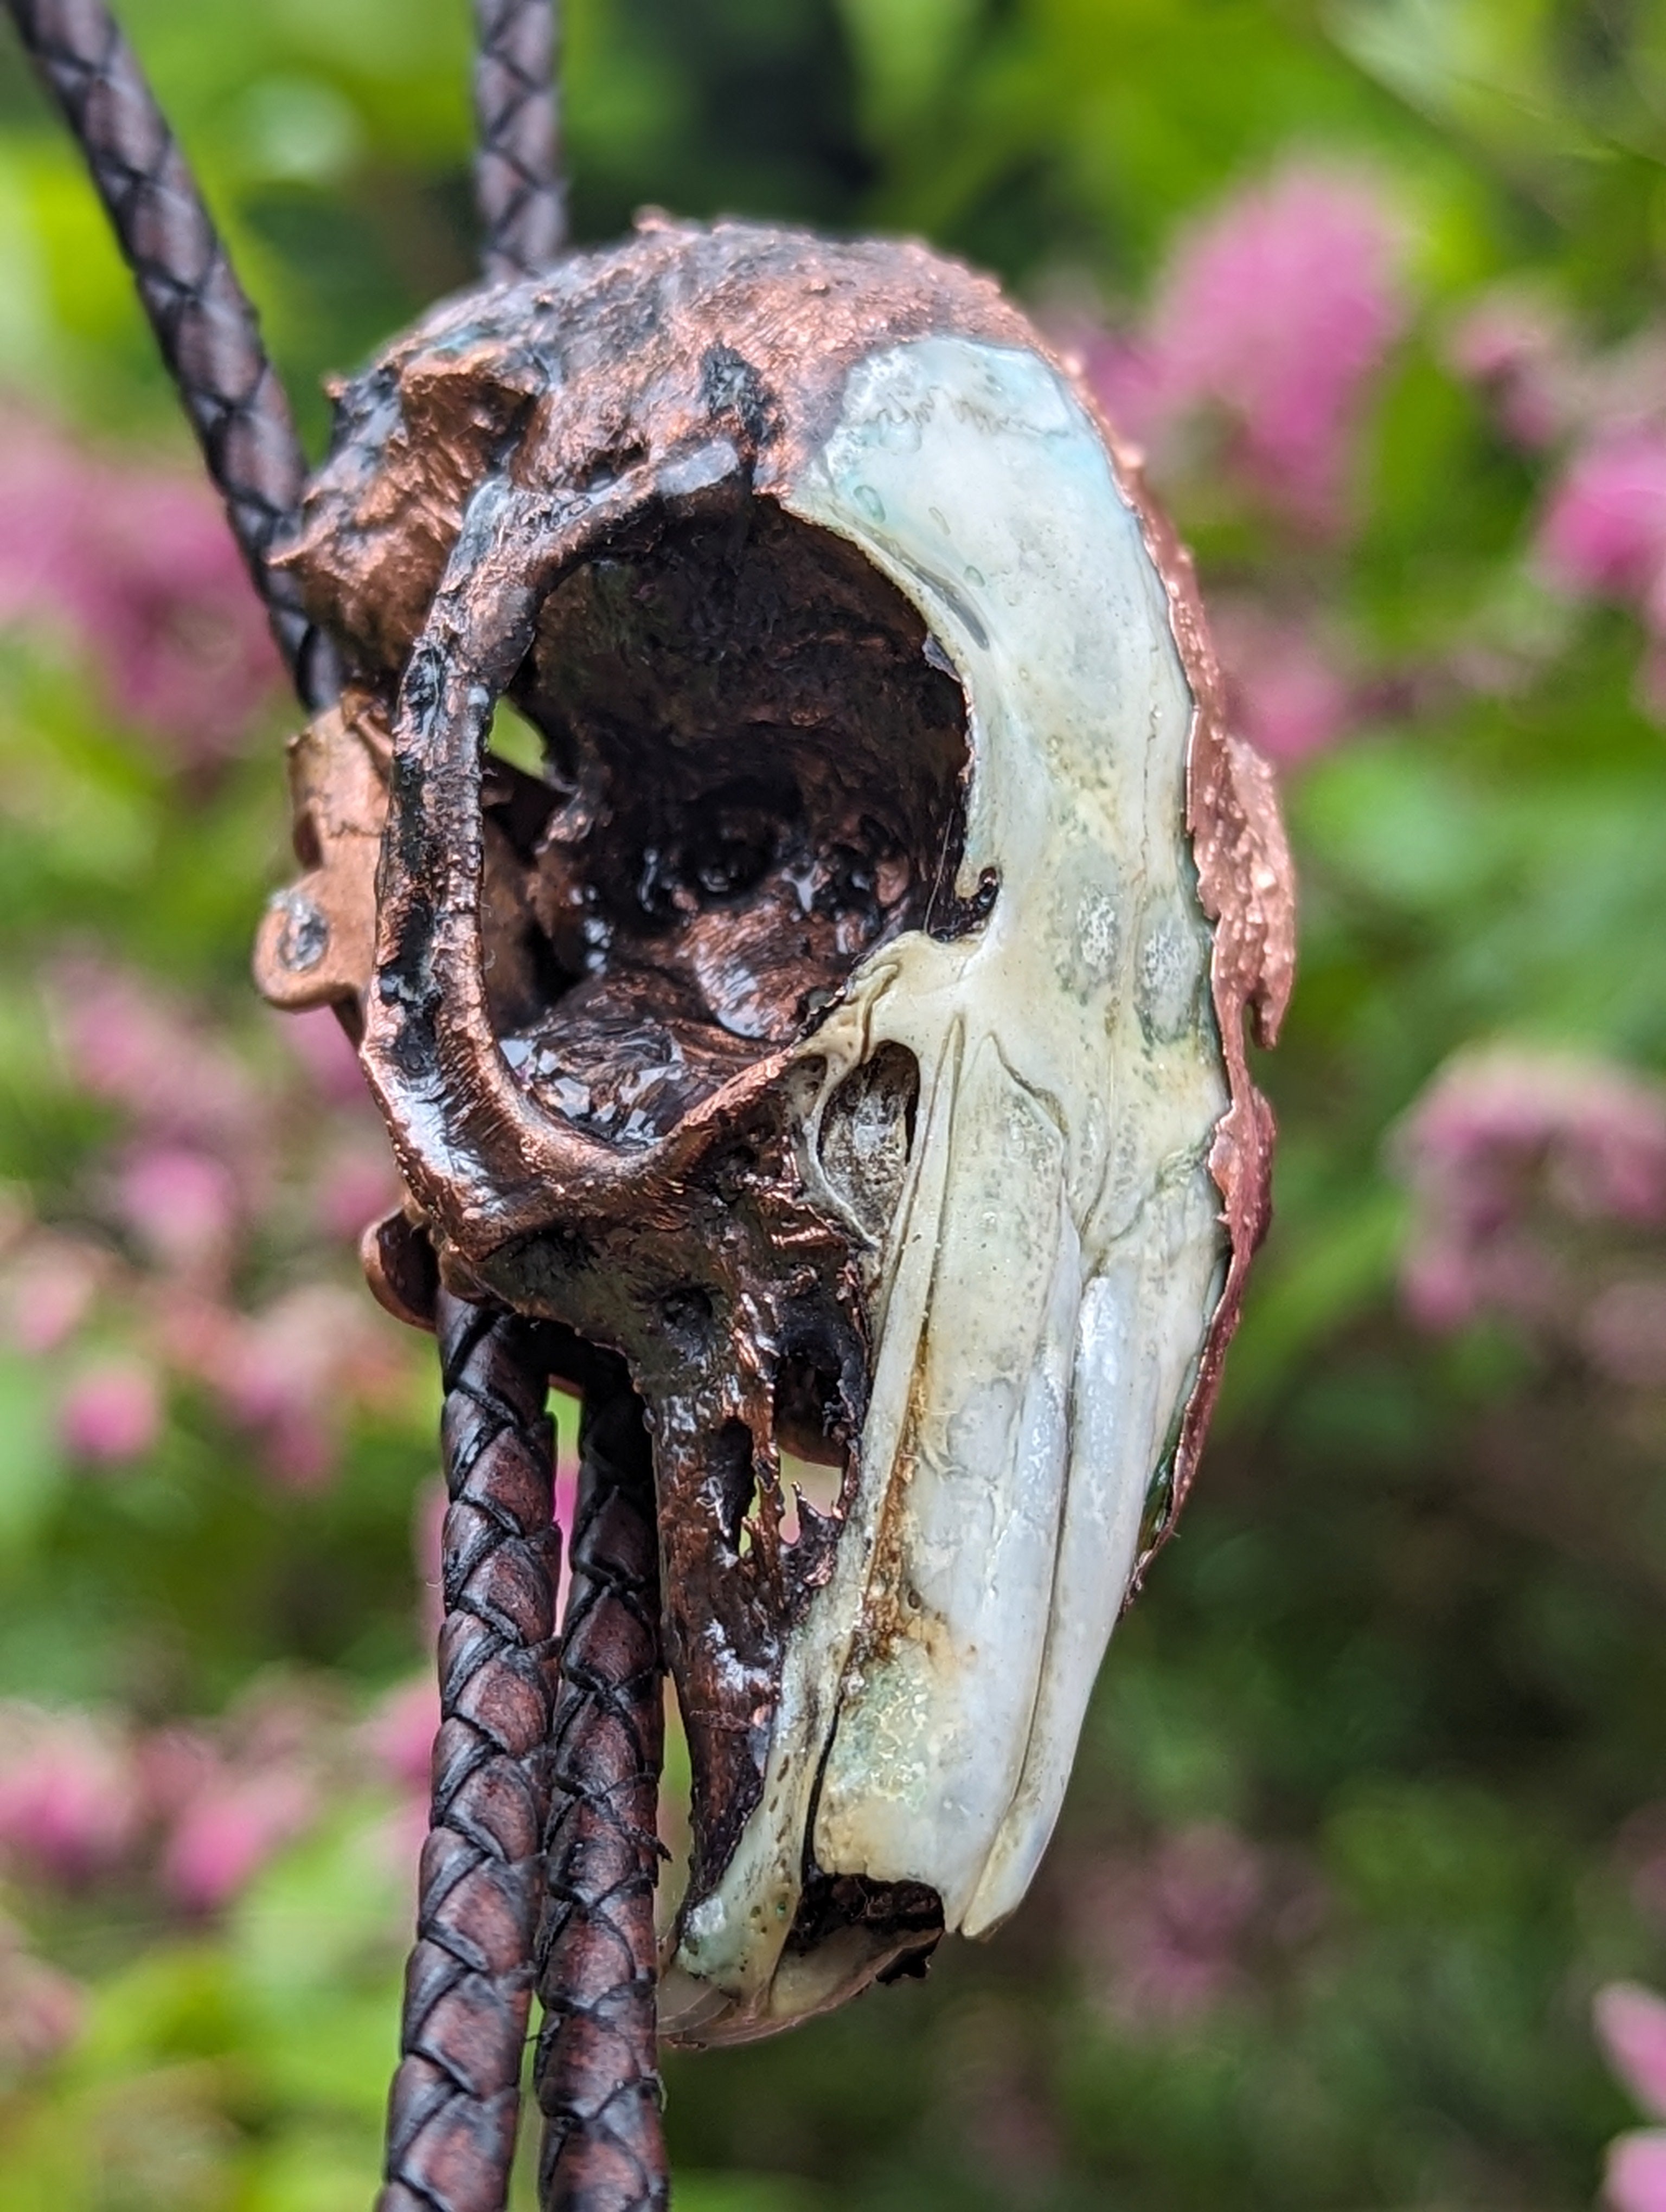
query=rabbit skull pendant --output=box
[254,218,1294,2047]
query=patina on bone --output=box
[254,217,1294,2053]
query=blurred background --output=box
[0,1,1664,2206]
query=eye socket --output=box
[689,801,777,901]
[486,699,546,779]
[636,786,783,922]
[477,503,967,1147]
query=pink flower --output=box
[1210,600,1355,765]
[1537,428,1666,605]
[136,1725,219,1822]
[112,1143,239,1277]
[1395,1050,1666,1335]
[1598,1985,1666,2211]
[1070,1823,1271,2028]
[1094,163,1407,532]
[159,1762,317,1914]
[1598,1984,1666,2121]
[58,1357,162,1467]
[363,1676,439,1798]
[1447,289,1574,450]
[0,1709,141,1883]
[0,411,280,761]
[281,1005,369,1109]
[1454,298,1666,718]
[0,1234,104,1355]
[51,957,258,1160]
[311,1136,402,1245]
[1452,286,1666,464]
[212,1284,406,1489]
[1607,2132,1666,2212]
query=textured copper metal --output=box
[252,690,389,1013]
[270,218,1293,1587]
[278,220,1038,666]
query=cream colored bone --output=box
[663,337,1229,2037]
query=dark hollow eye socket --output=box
[635,783,783,923]
[475,499,970,1148]
[685,797,778,902]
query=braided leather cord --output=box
[535,1369,668,2212]
[473,0,565,282]
[1,0,333,705]
[379,1290,561,2212]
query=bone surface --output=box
[667,337,1230,2029]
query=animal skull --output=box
[254,219,1293,2048]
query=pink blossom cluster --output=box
[0,1913,82,2082]
[1451,289,1666,713]
[1067,161,1407,769]
[1,959,412,1486]
[0,1441,514,1920]
[1595,1982,1666,2212]
[1537,429,1666,710]
[1063,1822,1321,2029]
[1205,596,1358,767]
[1395,1047,1666,1385]
[1086,160,1408,536]
[1449,288,1666,462]
[0,410,281,761]
[0,1693,319,1915]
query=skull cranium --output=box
[254,217,1294,2047]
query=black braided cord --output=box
[535,1368,668,2212]
[1,0,334,706]
[474,0,565,282]
[380,1289,562,2212]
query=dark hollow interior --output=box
[476,499,970,1140]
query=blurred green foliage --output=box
[0,2,1663,2208]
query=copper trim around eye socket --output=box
[361,460,807,1268]
[364,467,663,1250]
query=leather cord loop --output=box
[379,1289,561,2212]
[474,0,565,282]
[1,0,335,705]
[535,1367,668,2212]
